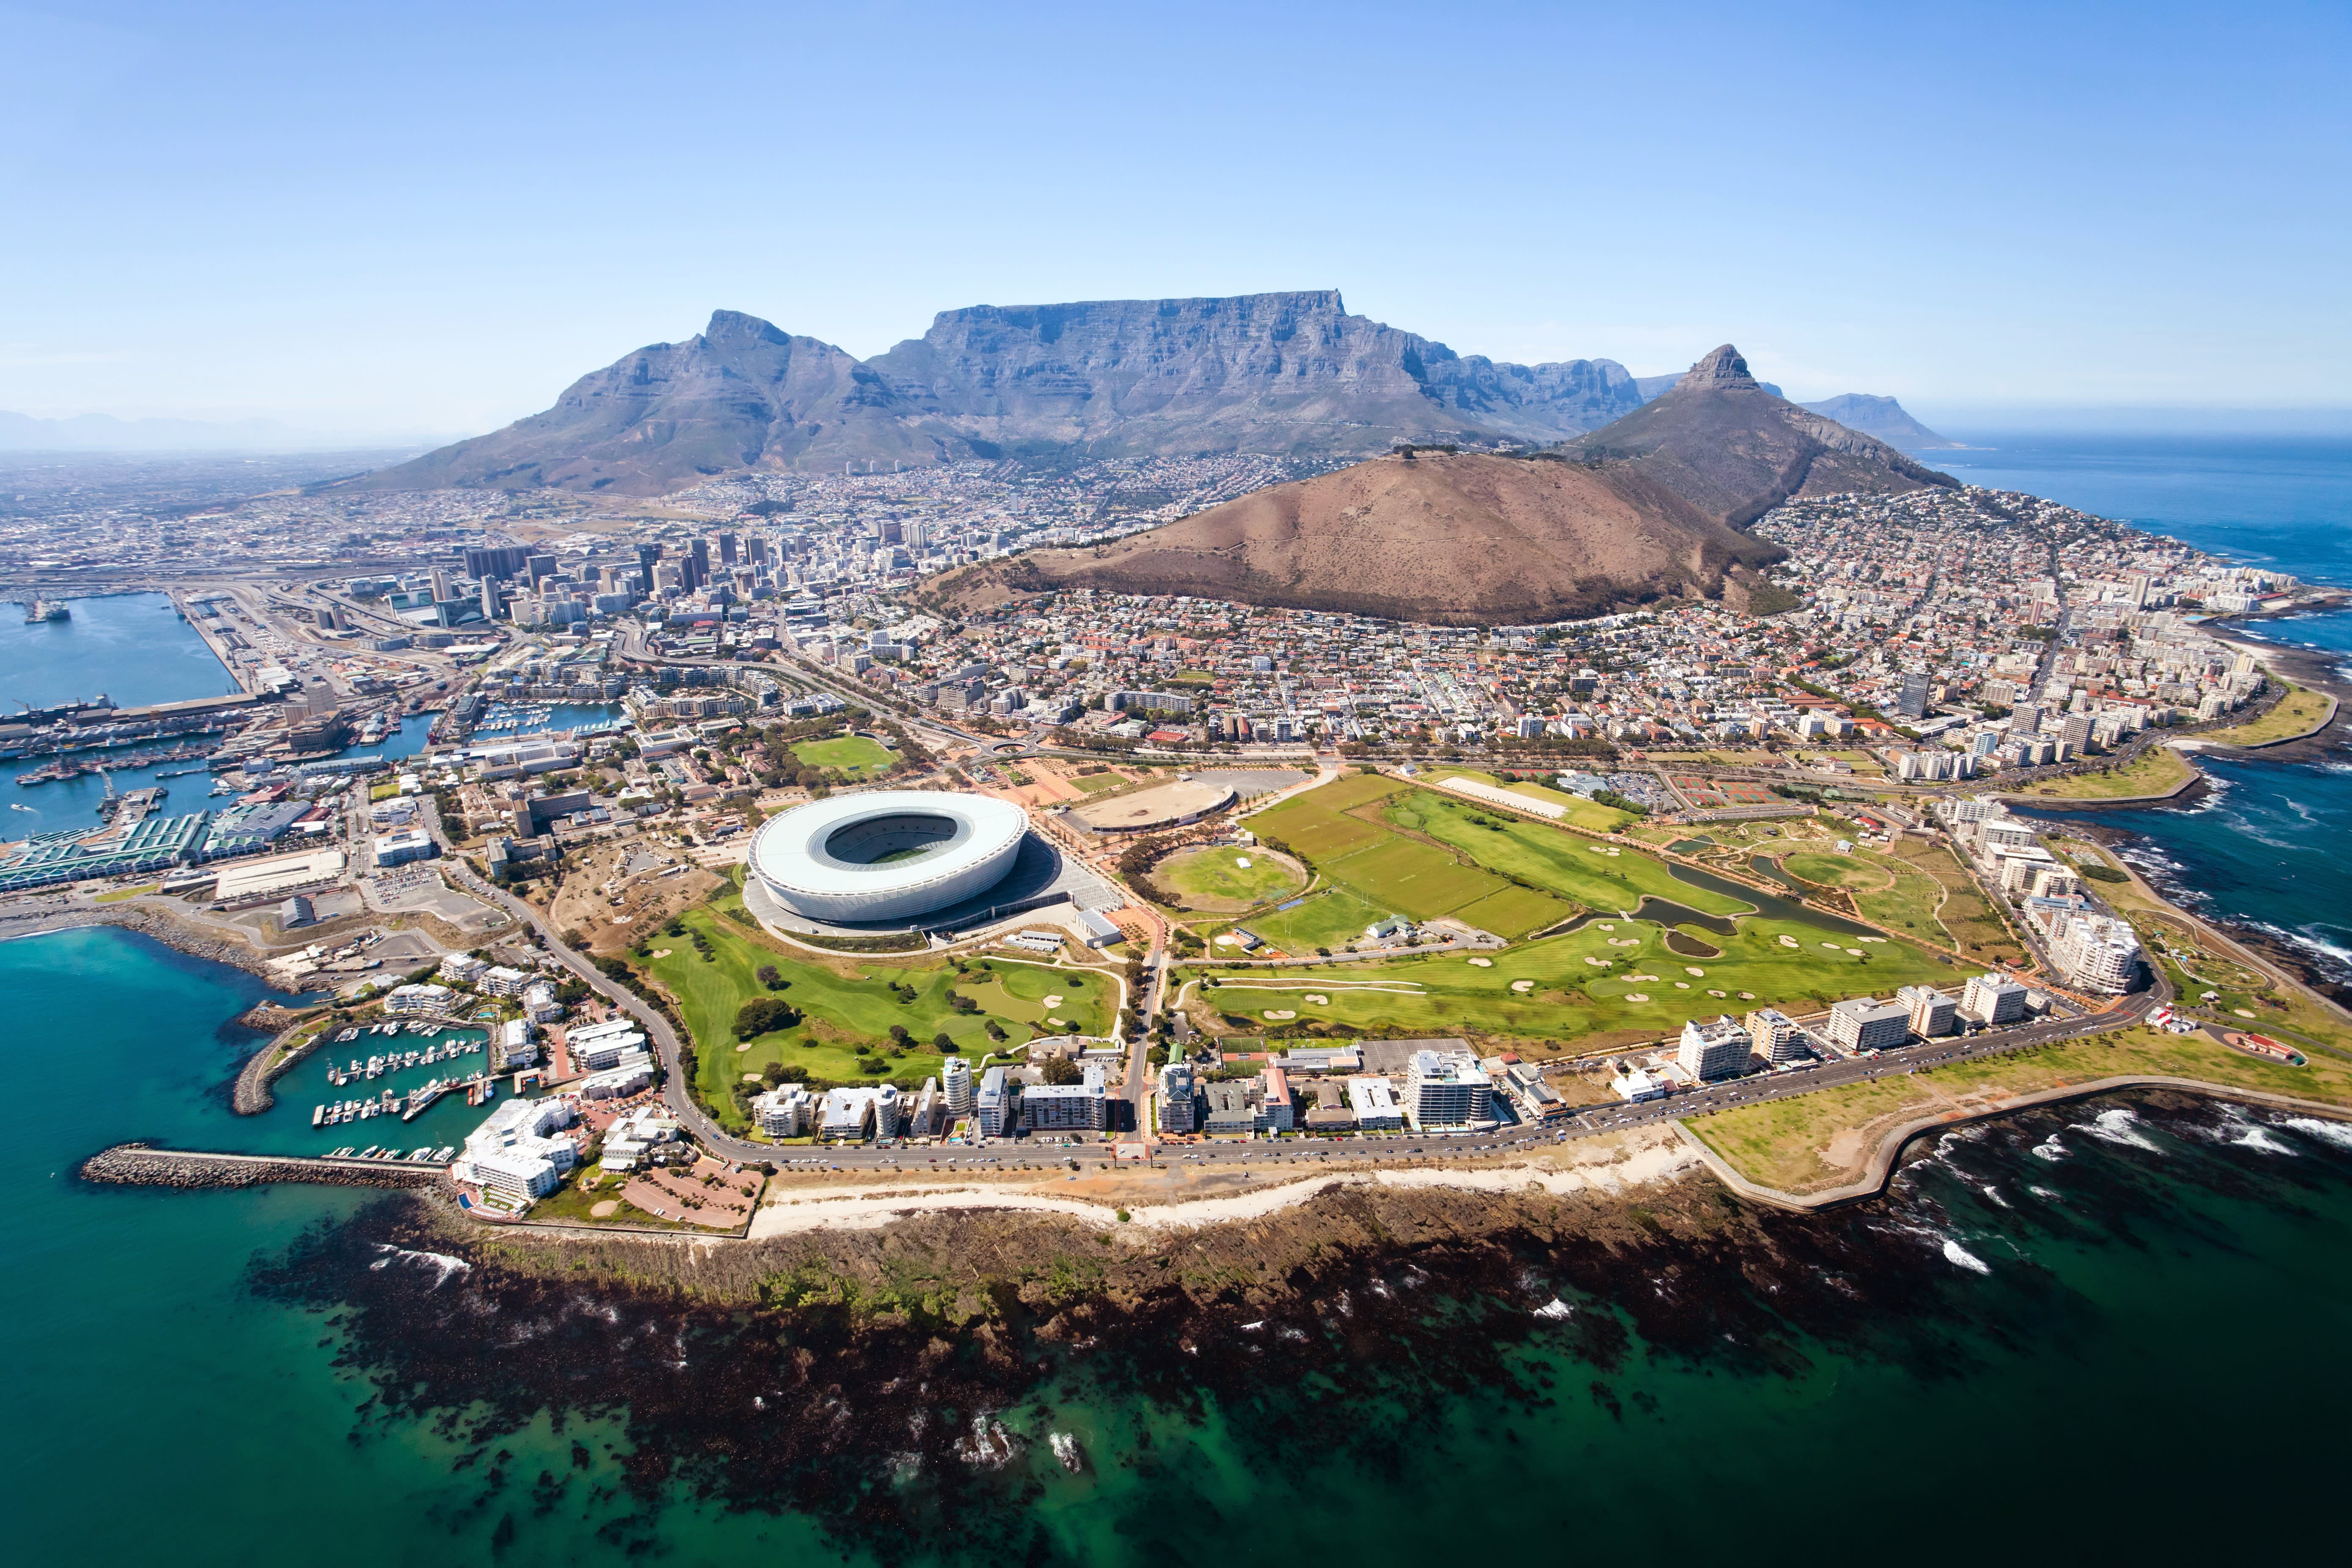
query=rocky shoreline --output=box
[244,1088,2333,1563]
[0,901,284,982]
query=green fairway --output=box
[1157,845,1308,910]
[639,895,1112,1128]
[1186,898,1952,1049]
[1384,789,1750,916]
[791,734,897,776]
[1453,885,1575,940]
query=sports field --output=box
[791,734,897,777]
[1157,845,1308,911]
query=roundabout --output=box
[748,790,1029,924]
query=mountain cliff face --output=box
[933,450,1786,626]
[1796,393,1961,451]
[360,293,1651,494]
[1555,345,1956,530]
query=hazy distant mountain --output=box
[0,410,296,452]
[1795,393,1962,450]
[1554,346,1956,530]
[359,293,1656,496]
[934,449,1786,626]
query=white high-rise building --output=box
[2049,910,2145,994]
[1157,1061,1197,1134]
[1897,984,1958,1037]
[941,1057,975,1117]
[1960,972,2031,1025]
[1677,1016,1754,1080]
[1405,1050,1494,1132]
[1744,1007,1807,1064]
[1825,997,1912,1052]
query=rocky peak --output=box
[1676,344,1762,393]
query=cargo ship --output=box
[22,600,69,623]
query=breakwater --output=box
[78,1143,446,1192]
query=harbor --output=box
[281,1020,492,1155]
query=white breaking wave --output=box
[368,1243,471,1287]
[2075,1107,2165,1153]
[2028,1185,2062,1201]
[2285,1117,2352,1150]
[1533,1298,1574,1320]
[2032,1139,2068,1162]
[1941,1238,1992,1275]
[2233,1127,2299,1157]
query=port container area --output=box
[295,1022,493,1146]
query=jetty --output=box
[78,1143,447,1191]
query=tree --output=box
[733,997,801,1038]
[756,964,785,989]
[933,1031,955,1051]
[1041,1053,1082,1086]
[888,1023,913,1048]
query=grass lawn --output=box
[93,883,159,903]
[1068,770,1129,794]
[1781,851,1890,889]
[1246,772,1409,860]
[1686,1023,2352,1194]
[1327,834,1505,921]
[1231,885,1390,952]
[2196,683,2334,747]
[791,734,897,776]
[2018,744,2195,800]
[528,1166,704,1230]
[1876,836,2026,964]
[1157,845,1308,911]
[640,894,1113,1128]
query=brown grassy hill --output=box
[932,451,1786,626]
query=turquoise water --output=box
[10,925,2352,1564]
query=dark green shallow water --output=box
[10,924,2352,1565]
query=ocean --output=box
[8,925,2352,1565]
[7,437,2352,1564]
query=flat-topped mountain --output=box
[1795,393,1962,451]
[932,449,1786,626]
[1553,346,1957,529]
[356,293,1652,495]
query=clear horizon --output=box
[4,1,2345,440]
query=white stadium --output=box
[747,790,1030,924]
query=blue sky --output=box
[3,0,2346,437]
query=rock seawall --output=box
[78,1143,444,1192]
